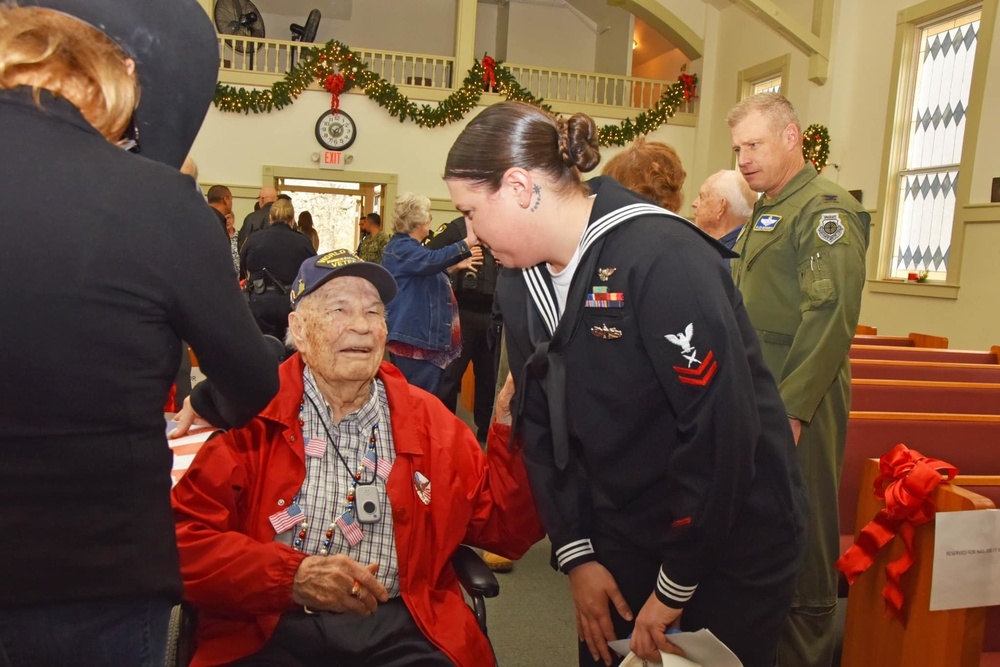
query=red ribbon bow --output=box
[835,444,957,622]
[679,73,698,101]
[324,73,346,111]
[482,56,496,91]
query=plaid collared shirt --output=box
[276,367,400,598]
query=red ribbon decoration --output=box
[323,73,345,112]
[835,444,957,622]
[679,73,698,101]
[482,55,496,91]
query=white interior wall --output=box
[256,0,457,55]
[505,3,597,70]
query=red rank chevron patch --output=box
[672,350,718,387]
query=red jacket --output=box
[172,355,544,667]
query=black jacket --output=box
[425,216,498,311]
[240,222,317,286]
[498,177,806,608]
[0,88,279,606]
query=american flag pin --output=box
[268,504,304,534]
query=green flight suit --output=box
[731,164,869,667]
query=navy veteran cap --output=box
[290,250,397,309]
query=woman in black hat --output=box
[0,3,281,666]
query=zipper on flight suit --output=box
[735,233,783,285]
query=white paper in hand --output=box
[609,629,743,667]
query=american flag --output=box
[362,452,393,481]
[268,504,304,534]
[336,511,364,546]
[304,437,327,458]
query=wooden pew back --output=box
[852,359,1000,383]
[851,380,1000,414]
[840,413,1000,536]
[841,460,995,667]
[850,346,999,365]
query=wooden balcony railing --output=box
[216,36,696,118]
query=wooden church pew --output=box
[850,345,999,365]
[841,459,997,667]
[840,413,1000,541]
[853,334,916,347]
[952,480,1000,658]
[856,325,878,335]
[851,359,1000,383]
[852,332,950,348]
[850,379,1000,414]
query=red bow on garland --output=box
[482,55,496,91]
[835,444,957,622]
[324,73,346,111]
[679,73,698,101]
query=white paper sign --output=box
[930,509,1000,611]
[609,629,743,667]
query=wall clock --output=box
[315,109,357,151]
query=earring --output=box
[519,200,529,209]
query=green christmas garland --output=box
[213,39,696,147]
[802,123,830,172]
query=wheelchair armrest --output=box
[452,544,500,599]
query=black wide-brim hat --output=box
[22,0,219,169]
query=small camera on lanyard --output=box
[354,484,381,524]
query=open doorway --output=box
[263,166,397,255]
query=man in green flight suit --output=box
[728,93,869,667]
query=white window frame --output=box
[871,0,997,298]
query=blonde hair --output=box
[270,198,295,226]
[0,6,139,142]
[726,92,800,135]
[392,193,431,234]
[602,137,687,212]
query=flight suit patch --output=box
[816,213,845,245]
[754,214,781,232]
[665,323,718,386]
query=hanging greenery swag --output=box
[802,123,831,172]
[213,39,697,147]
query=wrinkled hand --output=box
[630,593,685,662]
[568,562,633,666]
[291,555,388,616]
[168,396,210,438]
[494,373,515,426]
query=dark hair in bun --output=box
[445,101,601,196]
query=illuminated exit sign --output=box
[318,151,345,170]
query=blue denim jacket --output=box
[383,233,471,351]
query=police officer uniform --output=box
[731,163,869,667]
[240,222,316,342]
[498,176,807,667]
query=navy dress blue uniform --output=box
[497,177,807,667]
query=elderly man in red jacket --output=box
[172,250,544,667]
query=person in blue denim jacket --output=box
[382,193,481,393]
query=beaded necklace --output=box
[294,390,380,554]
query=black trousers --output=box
[436,308,496,442]
[576,532,798,667]
[247,289,291,343]
[228,598,453,667]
